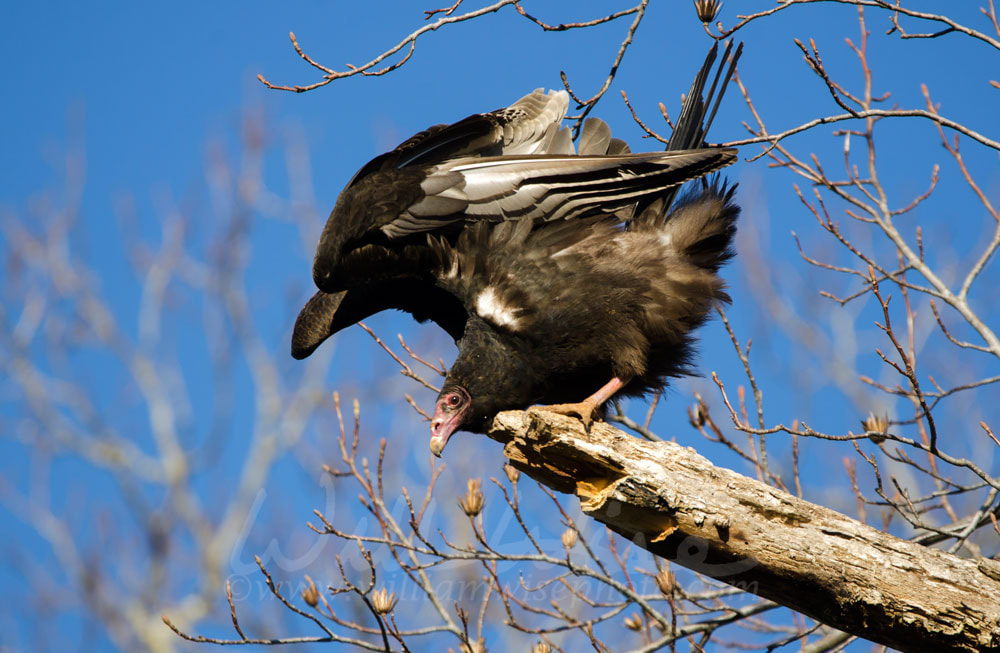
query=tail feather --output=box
[669,41,743,152]
[632,40,743,223]
[699,41,743,145]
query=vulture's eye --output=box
[447,394,461,407]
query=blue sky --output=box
[2,2,998,651]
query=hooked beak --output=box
[429,409,461,457]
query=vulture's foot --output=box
[531,401,601,431]
[529,377,628,433]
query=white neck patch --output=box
[476,286,520,330]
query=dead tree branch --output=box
[488,409,1000,653]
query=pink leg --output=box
[534,377,627,430]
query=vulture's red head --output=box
[429,385,471,456]
[427,315,537,455]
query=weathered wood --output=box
[487,410,1000,653]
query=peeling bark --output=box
[487,410,1000,652]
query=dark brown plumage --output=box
[426,179,738,453]
[291,42,743,456]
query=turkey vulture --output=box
[291,42,743,456]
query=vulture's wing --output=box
[291,280,467,360]
[345,88,571,188]
[379,41,743,241]
[312,89,572,291]
[381,148,736,238]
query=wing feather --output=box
[391,149,735,233]
[378,88,570,175]
[578,118,612,156]
[291,281,468,359]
